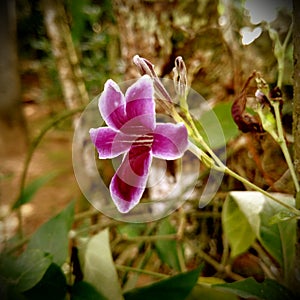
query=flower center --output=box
[132,133,154,148]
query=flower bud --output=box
[133,55,173,103]
[173,56,188,100]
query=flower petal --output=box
[99,79,126,130]
[110,145,152,213]
[125,75,155,131]
[89,127,131,159]
[152,123,188,159]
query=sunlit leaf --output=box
[214,277,297,300]
[12,172,58,209]
[83,228,123,300]
[155,218,181,271]
[23,263,67,300]
[27,201,75,266]
[187,284,239,300]
[222,191,296,282]
[222,194,256,257]
[0,249,52,292]
[123,267,201,300]
[198,276,225,285]
[268,210,297,225]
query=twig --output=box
[116,264,169,279]
[121,234,177,242]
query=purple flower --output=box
[89,75,188,213]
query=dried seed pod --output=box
[231,91,264,133]
[231,72,264,133]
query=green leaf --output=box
[71,281,106,300]
[0,249,52,292]
[198,102,239,149]
[222,194,256,257]
[222,192,296,282]
[187,284,239,300]
[123,267,201,300]
[23,263,67,300]
[0,279,27,300]
[83,228,123,300]
[12,172,58,209]
[214,277,297,300]
[155,218,181,271]
[27,201,75,266]
[268,210,297,225]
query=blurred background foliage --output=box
[15,0,293,101]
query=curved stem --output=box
[278,21,293,89]
[15,107,84,238]
[273,102,300,192]
[116,264,169,279]
[224,166,300,215]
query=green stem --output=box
[273,102,300,192]
[186,108,300,214]
[182,107,226,170]
[277,21,293,89]
[176,208,187,272]
[123,245,153,291]
[283,21,293,50]
[118,223,157,285]
[171,71,299,214]
[122,234,177,242]
[270,22,292,89]
[188,141,224,172]
[115,264,169,279]
[225,166,300,215]
[277,58,284,90]
[15,107,84,238]
[189,136,299,215]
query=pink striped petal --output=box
[110,145,152,213]
[89,127,132,159]
[99,79,126,130]
[152,123,188,159]
[125,75,155,131]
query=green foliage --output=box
[67,0,120,94]
[123,267,201,300]
[154,217,181,271]
[222,193,256,257]
[68,0,92,44]
[187,284,239,300]
[12,172,58,210]
[81,229,124,300]
[0,249,52,293]
[214,277,297,300]
[71,281,106,300]
[118,223,147,238]
[222,192,296,283]
[27,201,75,266]
[23,263,67,300]
[198,102,239,149]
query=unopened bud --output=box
[133,55,156,77]
[133,55,173,103]
[173,56,188,98]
